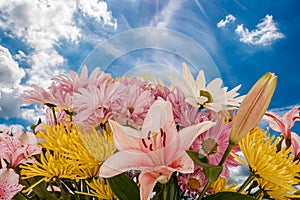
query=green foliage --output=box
[107,173,140,200]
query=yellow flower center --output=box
[188,178,201,191]
[200,90,213,103]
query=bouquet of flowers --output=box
[1,63,299,200]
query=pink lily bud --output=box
[229,72,277,144]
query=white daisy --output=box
[168,63,244,112]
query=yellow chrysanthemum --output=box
[209,176,240,194]
[256,178,298,200]
[77,126,116,162]
[37,124,100,178]
[76,178,116,200]
[20,150,77,192]
[239,128,300,195]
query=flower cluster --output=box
[1,63,299,200]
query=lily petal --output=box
[100,150,154,177]
[139,172,157,200]
[142,100,175,135]
[263,112,285,133]
[109,120,144,151]
[165,121,215,164]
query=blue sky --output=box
[0,0,299,135]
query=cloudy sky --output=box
[0,0,299,135]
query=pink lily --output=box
[263,106,300,143]
[100,100,215,200]
[291,132,300,161]
[0,168,23,199]
[0,130,41,168]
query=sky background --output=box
[0,0,299,134]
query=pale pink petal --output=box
[263,112,285,133]
[291,132,300,157]
[283,106,300,129]
[109,120,144,151]
[178,121,216,150]
[139,172,157,200]
[99,150,154,177]
[14,131,38,146]
[169,153,194,174]
[142,100,174,134]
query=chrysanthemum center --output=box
[202,138,218,155]
[200,90,213,103]
[188,178,201,191]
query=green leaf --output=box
[203,192,255,200]
[22,177,59,200]
[107,173,140,200]
[166,173,181,200]
[186,150,223,182]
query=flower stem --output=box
[254,189,263,199]
[51,106,57,125]
[218,142,234,166]
[162,183,169,200]
[237,173,255,193]
[197,180,212,200]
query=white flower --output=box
[168,63,244,112]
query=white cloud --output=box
[78,0,117,30]
[235,15,284,46]
[229,151,249,185]
[0,0,117,86]
[149,0,182,28]
[0,45,25,91]
[217,14,236,28]
[0,124,24,132]
[0,90,22,119]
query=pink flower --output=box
[21,84,55,106]
[0,130,41,168]
[177,165,208,199]
[100,100,215,200]
[52,65,112,93]
[190,118,240,178]
[263,106,300,144]
[290,132,300,161]
[112,85,155,127]
[73,82,123,127]
[167,88,207,127]
[229,72,277,144]
[35,108,67,132]
[0,168,23,200]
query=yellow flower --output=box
[209,176,240,194]
[239,128,300,195]
[256,178,298,200]
[20,150,77,192]
[36,124,90,179]
[84,178,116,200]
[77,126,116,162]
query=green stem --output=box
[254,189,263,199]
[218,142,235,166]
[237,173,255,193]
[162,183,169,200]
[197,180,212,200]
[51,106,57,125]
